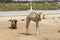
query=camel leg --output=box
[36,22,39,35]
[26,17,30,34]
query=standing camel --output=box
[26,11,42,35]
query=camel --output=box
[9,19,17,29]
[42,14,47,19]
[26,11,42,35]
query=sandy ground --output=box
[0,14,60,40]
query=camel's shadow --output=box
[8,27,17,29]
[18,33,33,36]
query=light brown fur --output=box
[26,11,42,35]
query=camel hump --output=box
[31,11,36,13]
[31,11,42,15]
[28,11,37,17]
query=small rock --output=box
[21,19,25,21]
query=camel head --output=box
[39,12,42,21]
[9,19,17,24]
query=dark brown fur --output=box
[9,19,17,29]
